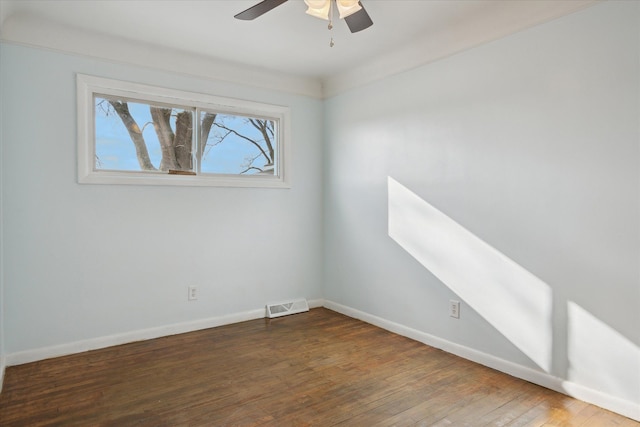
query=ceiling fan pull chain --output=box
[328,0,335,47]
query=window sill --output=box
[78,170,291,188]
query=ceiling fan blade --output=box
[234,0,288,20]
[344,2,373,33]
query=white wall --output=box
[0,40,5,390]
[0,44,324,356]
[324,0,639,419]
[1,0,639,421]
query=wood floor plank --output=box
[0,308,637,426]
[474,383,555,426]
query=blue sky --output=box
[95,97,273,174]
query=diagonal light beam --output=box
[388,177,553,371]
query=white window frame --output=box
[77,74,291,188]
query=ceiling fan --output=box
[235,0,373,34]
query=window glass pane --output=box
[199,111,277,175]
[79,74,290,187]
[95,96,194,172]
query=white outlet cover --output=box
[450,300,460,318]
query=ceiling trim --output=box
[1,1,600,100]
[322,0,600,98]
[0,12,324,99]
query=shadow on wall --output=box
[387,176,639,407]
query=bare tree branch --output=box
[239,166,264,174]
[212,122,271,165]
[249,119,274,165]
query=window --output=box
[77,74,291,187]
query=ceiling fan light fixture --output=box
[235,0,372,34]
[304,0,331,20]
[336,0,362,19]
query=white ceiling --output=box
[0,0,599,97]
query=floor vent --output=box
[266,299,309,318]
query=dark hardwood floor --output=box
[0,308,637,426]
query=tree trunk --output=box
[150,107,179,171]
[174,111,193,170]
[199,112,217,161]
[109,101,156,170]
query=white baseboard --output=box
[5,308,262,366]
[4,298,636,421]
[307,298,325,309]
[5,298,325,367]
[0,355,5,393]
[323,300,640,422]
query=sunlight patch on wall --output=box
[567,301,640,404]
[388,177,553,371]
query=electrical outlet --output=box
[188,286,198,301]
[449,300,460,319]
